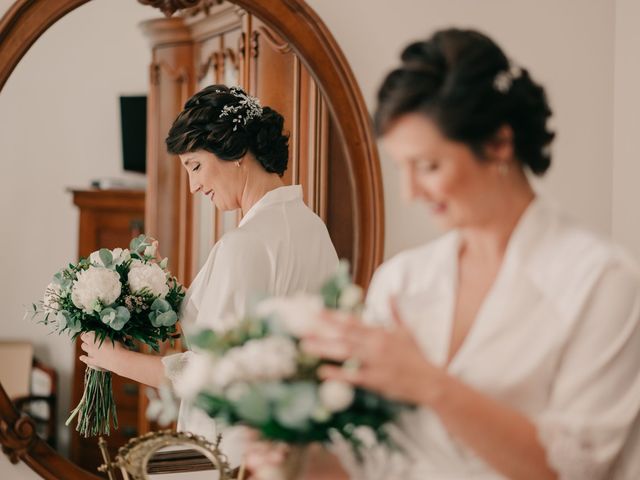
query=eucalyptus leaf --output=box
[99,248,113,267]
[235,386,271,425]
[149,309,177,327]
[129,234,146,252]
[273,382,317,430]
[150,297,171,313]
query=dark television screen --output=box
[119,95,147,174]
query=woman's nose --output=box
[401,168,422,202]
[189,180,201,194]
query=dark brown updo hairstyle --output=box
[165,85,289,176]
[374,28,555,175]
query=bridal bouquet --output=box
[175,262,403,464]
[30,235,185,437]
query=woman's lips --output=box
[431,202,447,214]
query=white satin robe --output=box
[162,185,338,465]
[358,197,640,480]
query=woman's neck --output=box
[459,182,535,263]
[239,167,285,216]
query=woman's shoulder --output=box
[526,204,640,317]
[212,227,271,261]
[531,205,639,279]
[370,231,458,293]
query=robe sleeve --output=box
[161,232,272,385]
[536,262,640,479]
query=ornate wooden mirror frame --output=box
[0,0,384,478]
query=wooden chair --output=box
[0,341,58,448]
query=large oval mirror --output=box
[0,0,383,478]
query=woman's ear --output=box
[485,125,514,164]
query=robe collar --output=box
[239,185,303,227]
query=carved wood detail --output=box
[0,414,37,464]
[255,25,292,54]
[138,0,201,17]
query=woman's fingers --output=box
[318,364,365,386]
[300,338,352,361]
[78,355,97,368]
[80,332,93,343]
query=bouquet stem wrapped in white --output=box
[30,235,185,437]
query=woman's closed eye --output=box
[191,163,200,172]
[414,158,439,173]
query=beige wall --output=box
[613,0,640,259]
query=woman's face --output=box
[179,150,243,211]
[382,113,506,231]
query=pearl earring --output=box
[235,160,241,168]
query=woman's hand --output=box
[79,332,127,374]
[301,297,447,407]
[242,437,347,480]
[242,433,291,480]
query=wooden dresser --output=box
[68,188,145,475]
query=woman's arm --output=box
[79,332,166,388]
[302,306,557,480]
[426,373,556,480]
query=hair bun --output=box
[166,85,290,176]
[247,107,289,175]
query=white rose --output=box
[43,282,62,314]
[256,293,324,337]
[113,248,131,265]
[128,260,169,298]
[318,380,354,413]
[144,244,157,258]
[71,267,122,313]
[89,248,131,268]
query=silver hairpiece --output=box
[218,86,263,131]
[493,64,522,93]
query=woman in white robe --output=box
[79,85,339,460]
[296,29,640,480]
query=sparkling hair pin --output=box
[218,86,263,131]
[493,64,523,94]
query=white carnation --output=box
[212,336,297,388]
[319,380,354,412]
[71,267,122,313]
[43,282,62,314]
[128,259,169,298]
[256,293,324,337]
